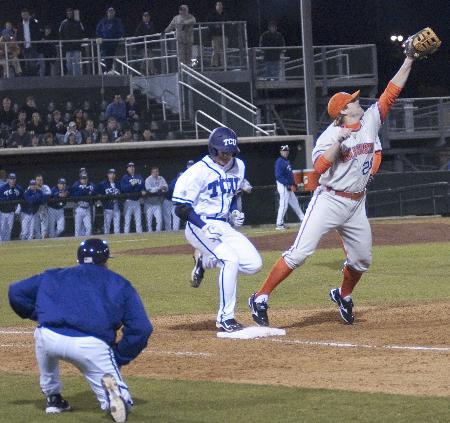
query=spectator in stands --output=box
[99,132,109,143]
[134,11,157,74]
[81,119,99,143]
[12,111,27,131]
[117,128,133,143]
[106,95,126,124]
[208,1,229,68]
[126,94,140,123]
[48,110,66,144]
[96,7,124,73]
[0,23,22,77]
[39,24,58,76]
[43,132,55,146]
[59,7,85,76]
[259,21,285,80]
[84,134,93,144]
[66,133,77,145]
[1,22,15,40]
[27,112,46,138]
[16,9,44,77]
[73,108,86,129]
[0,97,17,129]
[165,5,196,66]
[64,121,82,144]
[105,117,121,142]
[30,134,40,147]
[21,96,38,121]
[142,128,156,141]
[7,123,31,147]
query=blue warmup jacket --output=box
[167,173,182,201]
[48,187,68,210]
[0,184,23,213]
[22,188,44,215]
[96,17,124,39]
[8,264,153,366]
[69,181,95,206]
[120,174,144,200]
[275,157,294,186]
[97,180,121,210]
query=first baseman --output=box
[173,127,262,332]
[8,238,152,422]
[249,56,417,326]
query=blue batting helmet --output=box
[208,127,240,157]
[77,238,110,265]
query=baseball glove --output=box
[403,27,441,60]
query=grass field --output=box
[0,221,449,422]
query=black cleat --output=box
[191,250,205,288]
[45,394,72,414]
[329,288,354,324]
[216,318,244,332]
[248,292,269,326]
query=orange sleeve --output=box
[314,155,332,174]
[370,151,382,175]
[377,81,402,122]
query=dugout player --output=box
[97,169,121,234]
[144,166,168,232]
[121,163,144,234]
[48,178,68,238]
[173,127,262,332]
[249,55,419,326]
[69,172,95,237]
[8,238,152,422]
[20,179,44,240]
[0,173,23,241]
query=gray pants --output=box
[104,204,121,234]
[124,200,142,234]
[74,206,92,237]
[0,212,15,241]
[48,207,65,238]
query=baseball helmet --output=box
[208,127,240,157]
[77,238,110,265]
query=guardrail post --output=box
[4,42,9,78]
[398,191,403,216]
[58,41,64,76]
[432,187,437,215]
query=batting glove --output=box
[202,222,223,240]
[230,210,245,227]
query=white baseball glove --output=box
[230,210,245,227]
[202,222,223,240]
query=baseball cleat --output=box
[275,225,286,231]
[191,250,205,288]
[248,293,269,326]
[45,394,72,414]
[101,374,128,423]
[329,288,354,324]
[216,318,244,332]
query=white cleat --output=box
[101,374,128,423]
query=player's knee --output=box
[282,249,310,269]
[350,255,372,272]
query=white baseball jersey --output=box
[312,104,382,193]
[173,155,245,219]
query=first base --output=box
[217,326,286,339]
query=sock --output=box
[256,257,293,297]
[340,265,363,298]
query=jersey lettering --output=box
[362,158,373,175]
[341,143,374,162]
[208,177,239,198]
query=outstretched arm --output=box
[390,57,414,89]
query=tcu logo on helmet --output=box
[223,138,237,146]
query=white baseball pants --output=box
[48,208,65,238]
[104,204,121,234]
[0,212,14,241]
[20,212,38,240]
[144,202,162,232]
[282,187,372,272]
[162,199,173,231]
[34,327,132,411]
[124,200,142,234]
[171,203,180,231]
[74,206,92,237]
[34,205,49,239]
[276,181,305,227]
[185,220,262,324]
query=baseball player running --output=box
[34,174,51,239]
[20,179,44,240]
[8,238,152,422]
[173,127,262,332]
[48,178,68,238]
[121,163,144,234]
[69,172,95,237]
[0,173,23,241]
[249,56,418,326]
[144,167,167,232]
[275,145,305,230]
[97,169,121,235]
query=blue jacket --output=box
[69,181,96,206]
[275,157,294,186]
[97,180,121,210]
[167,173,182,201]
[48,187,68,210]
[0,184,23,213]
[96,17,124,39]
[120,174,144,200]
[8,264,153,366]
[106,101,126,122]
[22,188,44,215]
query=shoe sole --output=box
[190,254,204,288]
[45,406,72,414]
[248,296,269,327]
[101,374,128,423]
[215,323,244,332]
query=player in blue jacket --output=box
[8,238,152,422]
[0,173,23,241]
[69,172,96,237]
[48,178,68,238]
[274,145,304,230]
[20,179,44,240]
[120,162,144,234]
[97,169,121,234]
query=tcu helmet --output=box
[208,127,240,157]
[77,238,110,265]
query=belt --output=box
[325,187,365,201]
[205,216,227,222]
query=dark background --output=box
[1,0,448,97]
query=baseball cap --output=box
[107,168,116,174]
[280,145,289,151]
[58,178,66,184]
[80,173,88,179]
[69,121,77,127]
[7,173,16,179]
[127,162,135,168]
[29,179,36,185]
[327,90,360,119]
[143,11,150,16]
[107,7,115,12]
